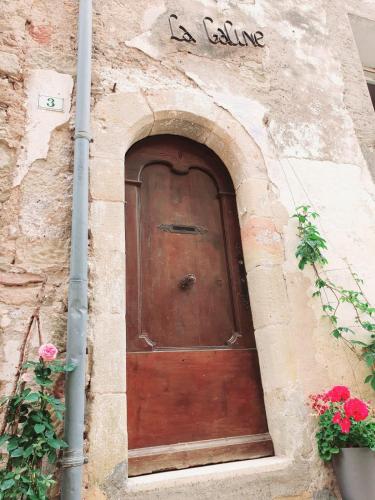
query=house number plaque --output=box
[169,14,265,48]
[38,95,64,112]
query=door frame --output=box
[87,89,294,487]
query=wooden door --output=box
[125,135,273,476]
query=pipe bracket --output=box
[74,130,92,141]
[61,449,87,468]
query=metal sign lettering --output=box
[169,14,264,48]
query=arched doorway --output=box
[125,135,273,476]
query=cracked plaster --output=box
[13,69,73,186]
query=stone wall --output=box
[0,2,76,400]
[1,1,375,499]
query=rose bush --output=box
[309,385,375,461]
[0,344,74,499]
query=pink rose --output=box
[38,343,58,362]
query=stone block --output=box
[262,386,308,457]
[206,109,268,188]
[89,201,125,315]
[91,92,153,160]
[0,143,13,202]
[90,201,125,253]
[273,494,312,500]
[0,51,20,78]
[0,284,41,306]
[90,251,125,316]
[236,178,273,218]
[15,237,69,271]
[145,89,221,145]
[247,265,290,329]
[85,486,107,500]
[241,216,284,269]
[254,324,297,391]
[90,313,126,394]
[90,158,125,202]
[87,393,127,484]
[0,271,44,286]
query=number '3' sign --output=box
[38,95,64,112]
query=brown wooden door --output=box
[125,135,273,476]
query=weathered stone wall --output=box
[0,2,76,399]
[1,1,375,499]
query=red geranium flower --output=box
[332,412,351,433]
[326,385,350,402]
[344,398,369,422]
[309,393,330,415]
[332,412,342,424]
[339,417,351,434]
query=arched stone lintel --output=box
[91,89,268,188]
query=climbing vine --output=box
[294,205,375,391]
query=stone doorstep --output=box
[125,456,292,492]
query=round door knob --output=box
[179,274,196,290]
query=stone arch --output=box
[87,88,294,485]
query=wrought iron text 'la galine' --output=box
[169,14,264,48]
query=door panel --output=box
[125,135,272,475]
[127,350,268,449]
[140,164,235,349]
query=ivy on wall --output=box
[294,206,375,390]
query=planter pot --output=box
[332,448,375,500]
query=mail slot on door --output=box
[158,224,208,235]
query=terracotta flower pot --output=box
[332,448,375,500]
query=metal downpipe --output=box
[61,0,92,498]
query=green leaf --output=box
[0,434,9,447]
[34,424,45,434]
[365,374,373,384]
[30,413,43,423]
[35,376,53,387]
[22,361,38,369]
[364,352,375,367]
[362,322,375,332]
[23,392,39,403]
[0,479,15,491]
[47,438,62,449]
[298,258,307,270]
[7,437,19,451]
[371,376,375,391]
[64,362,76,372]
[332,329,342,339]
[23,446,34,458]
[10,447,24,457]
[48,451,57,464]
[329,316,338,325]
